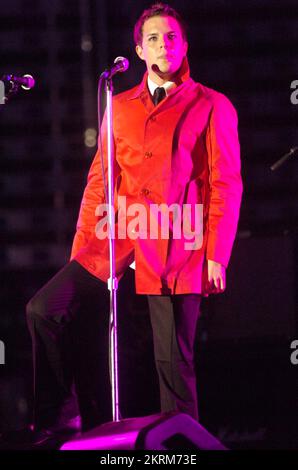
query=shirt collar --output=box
[128,56,191,100]
[147,76,175,96]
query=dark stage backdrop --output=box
[0,0,297,449]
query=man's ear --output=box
[135,44,144,60]
[183,41,188,57]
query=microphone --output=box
[152,64,160,72]
[2,74,35,90]
[101,57,129,79]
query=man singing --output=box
[1,2,242,447]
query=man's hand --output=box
[207,260,226,293]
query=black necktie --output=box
[153,86,166,106]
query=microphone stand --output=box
[98,57,128,423]
[103,77,120,422]
[270,147,298,171]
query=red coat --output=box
[71,58,243,295]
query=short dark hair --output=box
[134,2,187,46]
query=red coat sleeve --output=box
[205,93,243,268]
[70,111,119,259]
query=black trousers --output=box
[26,260,201,430]
[148,294,201,421]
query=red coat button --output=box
[140,188,150,196]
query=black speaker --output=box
[60,411,227,450]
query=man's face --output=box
[136,15,188,83]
